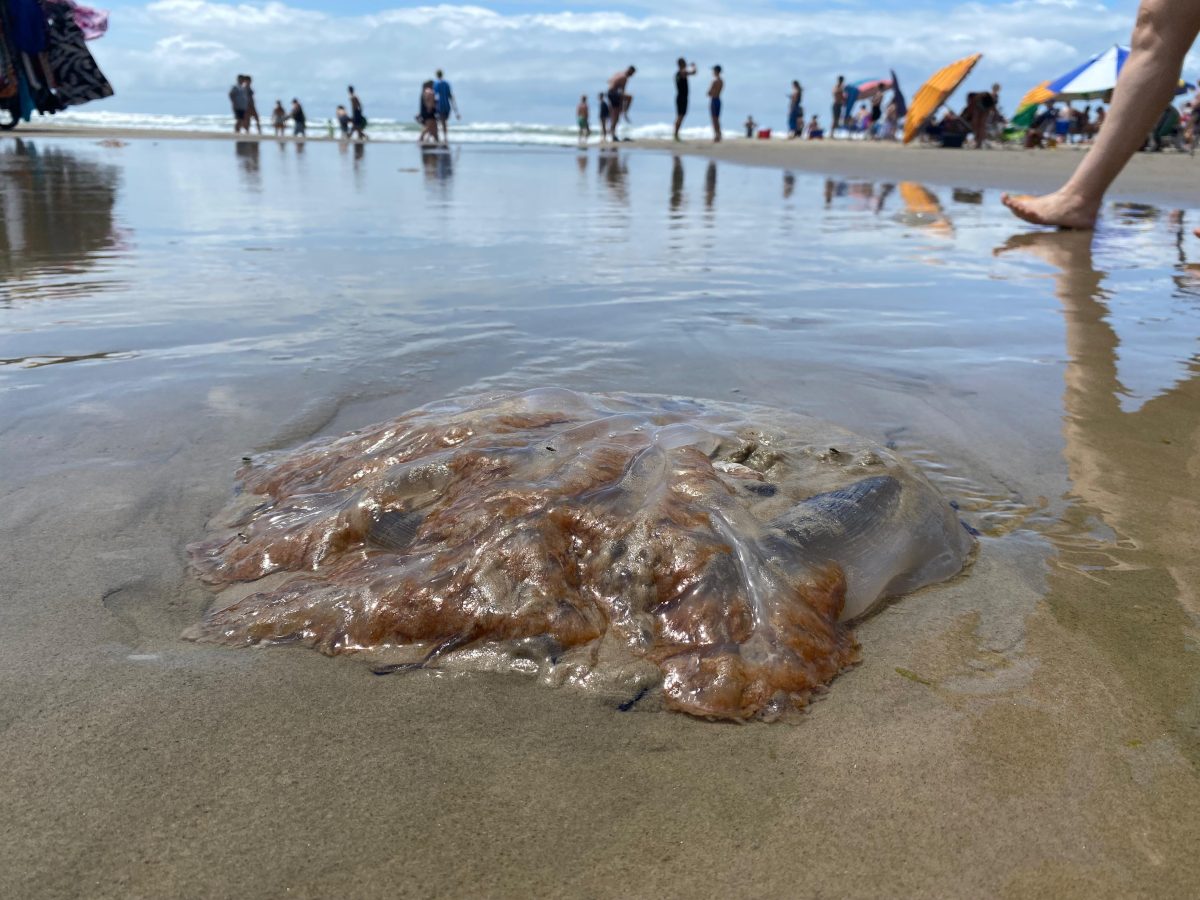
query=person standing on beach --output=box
[228,75,249,133]
[290,98,306,137]
[673,58,697,141]
[869,90,883,139]
[335,105,350,138]
[348,86,367,140]
[598,92,610,142]
[433,70,460,143]
[577,94,591,141]
[832,75,846,134]
[244,75,262,135]
[708,65,724,142]
[418,81,440,143]
[787,81,803,138]
[607,66,635,141]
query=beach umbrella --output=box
[902,53,983,144]
[890,69,907,119]
[897,182,954,234]
[843,77,892,115]
[1047,45,1127,100]
[1037,45,1190,102]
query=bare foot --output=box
[1001,190,1099,230]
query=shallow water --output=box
[2,136,1199,895]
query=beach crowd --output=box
[228,71,460,143]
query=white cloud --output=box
[90,0,1145,123]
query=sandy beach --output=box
[2,131,1199,899]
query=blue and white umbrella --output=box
[1047,44,1129,100]
[1046,44,1192,100]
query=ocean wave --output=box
[34,110,747,145]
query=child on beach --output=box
[807,115,823,139]
[576,95,591,142]
[336,105,350,138]
[272,101,286,137]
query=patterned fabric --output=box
[0,16,18,100]
[66,1,107,41]
[44,1,112,107]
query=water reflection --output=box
[895,182,953,234]
[822,178,894,215]
[704,161,717,212]
[421,145,453,182]
[597,149,628,205]
[235,141,261,191]
[997,230,1200,762]
[670,156,685,217]
[0,140,122,304]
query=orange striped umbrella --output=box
[902,53,983,144]
[1018,80,1055,110]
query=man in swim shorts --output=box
[607,66,635,141]
[674,58,697,141]
[433,69,459,143]
[708,65,724,143]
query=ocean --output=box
[31,109,737,144]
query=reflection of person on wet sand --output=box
[995,229,1200,734]
[1003,0,1200,231]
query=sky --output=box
[83,0,1173,126]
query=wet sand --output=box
[2,135,1199,898]
[16,123,1200,205]
[639,137,1200,207]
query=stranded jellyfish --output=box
[187,389,973,721]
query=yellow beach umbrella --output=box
[1018,80,1056,111]
[903,53,983,144]
[897,182,954,234]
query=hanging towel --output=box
[44,1,112,106]
[0,16,19,99]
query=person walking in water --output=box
[1004,0,1200,230]
[673,58,697,141]
[576,94,591,142]
[433,69,460,143]
[228,75,249,133]
[348,86,367,140]
[708,65,724,143]
[244,75,262,135]
[832,75,846,134]
[289,98,306,137]
[787,80,804,138]
[607,66,635,141]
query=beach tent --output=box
[1025,45,1191,107]
[1047,45,1128,100]
[903,53,983,144]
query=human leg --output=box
[1004,0,1200,228]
